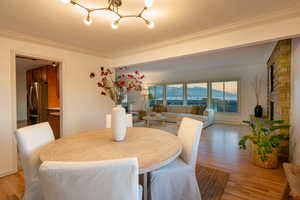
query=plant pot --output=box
[251,143,278,169]
[111,105,126,141]
[254,105,263,118]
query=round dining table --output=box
[39,127,182,200]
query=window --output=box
[212,81,238,112]
[148,85,164,107]
[148,80,239,112]
[224,81,238,112]
[187,83,208,106]
[212,82,224,112]
[166,84,183,105]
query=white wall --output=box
[122,64,267,124]
[16,70,27,121]
[0,36,113,177]
[291,38,300,164]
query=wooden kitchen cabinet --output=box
[47,66,60,108]
[48,113,60,139]
[27,64,60,137]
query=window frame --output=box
[186,82,209,107]
[166,83,184,106]
[210,80,240,113]
[148,85,165,106]
[147,79,240,113]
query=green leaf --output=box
[271,120,284,124]
[270,125,290,131]
[242,120,251,124]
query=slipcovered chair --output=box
[38,158,142,200]
[106,114,133,128]
[150,117,203,200]
[15,122,55,200]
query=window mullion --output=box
[208,81,212,109]
[223,81,225,112]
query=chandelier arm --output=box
[64,0,154,28]
[90,7,110,12]
[70,0,90,12]
[138,7,147,17]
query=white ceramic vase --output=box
[111,104,126,141]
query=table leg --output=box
[147,120,150,128]
[143,173,150,200]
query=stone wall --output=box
[267,39,291,135]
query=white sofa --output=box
[175,109,215,128]
[151,106,215,128]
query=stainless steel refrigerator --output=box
[28,82,48,125]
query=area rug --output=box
[6,195,19,200]
[196,165,230,200]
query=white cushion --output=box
[39,158,141,200]
[15,122,55,200]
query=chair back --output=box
[39,158,139,200]
[106,114,133,128]
[177,117,203,167]
[15,122,55,199]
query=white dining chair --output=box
[150,117,203,200]
[38,158,143,200]
[15,122,55,200]
[106,114,133,128]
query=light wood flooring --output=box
[199,124,286,200]
[0,123,286,200]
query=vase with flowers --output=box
[90,66,145,141]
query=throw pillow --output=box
[198,105,207,115]
[152,104,166,113]
[191,106,200,115]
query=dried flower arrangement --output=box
[90,66,145,105]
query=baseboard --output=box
[0,168,18,178]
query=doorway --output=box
[16,55,61,139]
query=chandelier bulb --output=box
[61,0,71,4]
[84,13,92,25]
[112,20,119,30]
[146,20,155,29]
[144,0,153,8]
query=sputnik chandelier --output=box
[60,0,155,29]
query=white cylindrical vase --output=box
[111,105,127,141]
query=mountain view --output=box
[151,86,237,99]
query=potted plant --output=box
[90,66,144,141]
[239,117,289,169]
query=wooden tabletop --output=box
[39,127,182,174]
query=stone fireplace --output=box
[267,39,291,133]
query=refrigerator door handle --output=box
[28,85,34,110]
[34,82,39,102]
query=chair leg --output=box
[282,183,290,200]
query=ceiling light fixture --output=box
[84,12,92,25]
[61,0,71,4]
[60,0,155,29]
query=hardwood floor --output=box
[199,124,286,200]
[0,124,286,200]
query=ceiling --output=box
[0,0,298,58]
[127,42,275,73]
[16,57,54,73]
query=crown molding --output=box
[113,4,300,58]
[0,29,111,60]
